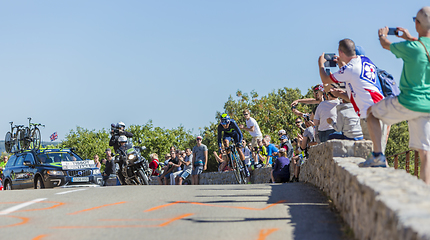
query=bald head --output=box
[339,39,356,57]
[417,6,430,31]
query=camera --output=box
[303,114,310,122]
[291,105,296,110]
[388,28,398,36]
[324,53,337,67]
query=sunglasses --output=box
[295,122,302,124]
[221,122,229,125]
[413,17,420,23]
[243,113,249,116]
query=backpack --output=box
[280,140,294,160]
[377,68,400,97]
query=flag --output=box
[50,132,58,141]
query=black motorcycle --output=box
[115,140,151,185]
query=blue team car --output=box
[2,148,103,190]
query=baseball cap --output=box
[105,148,111,152]
[278,129,286,135]
[196,136,203,140]
[279,135,288,140]
[417,7,430,30]
[313,84,324,92]
[355,45,366,56]
[279,148,286,153]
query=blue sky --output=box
[0,1,428,142]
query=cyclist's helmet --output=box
[118,122,126,128]
[220,113,231,125]
[118,135,127,143]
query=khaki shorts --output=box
[360,118,389,153]
[371,96,430,151]
[251,136,263,151]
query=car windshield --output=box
[37,151,83,164]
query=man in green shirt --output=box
[366,6,430,184]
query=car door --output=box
[10,154,26,189]
[20,153,37,189]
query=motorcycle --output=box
[114,139,151,185]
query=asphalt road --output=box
[0,183,348,240]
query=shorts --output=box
[251,136,263,151]
[192,166,203,175]
[223,132,242,147]
[179,169,192,179]
[371,96,430,151]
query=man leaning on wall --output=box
[366,6,430,184]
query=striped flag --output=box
[50,132,58,141]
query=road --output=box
[0,183,348,240]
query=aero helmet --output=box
[220,113,231,125]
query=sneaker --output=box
[358,154,387,168]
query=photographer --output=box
[109,122,134,154]
[366,7,430,183]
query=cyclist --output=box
[217,113,250,179]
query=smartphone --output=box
[388,28,398,36]
[324,53,337,67]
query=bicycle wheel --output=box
[20,128,31,150]
[31,128,41,150]
[5,132,12,153]
[236,157,248,184]
[230,151,243,184]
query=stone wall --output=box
[300,140,430,240]
[149,167,272,185]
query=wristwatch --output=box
[379,34,386,38]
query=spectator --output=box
[327,97,363,140]
[261,135,279,167]
[318,39,388,152]
[239,109,263,165]
[102,148,115,186]
[290,141,304,182]
[294,118,306,135]
[94,154,101,169]
[149,153,160,176]
[364,7,430,181]
[271,148,290,183]
[241,139,252,182]
[256,138,267,167]
[297,117,316,159]
[291,84,324,122]
[279,135,294,160]
[158,150,179,185]
[170,150,184,185]
[214,139,231,172]
[176,148,193,185]
[192,136,208,185]
[313,86,339,142]
[0,155,8,175]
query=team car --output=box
[2,148,103,190]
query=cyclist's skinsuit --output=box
[217,119,243,149]
[217,119,250,178]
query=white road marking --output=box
[0,198,47,215]
[56,188,87,195]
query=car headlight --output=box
[46,170,64,176]
[128,153,137,161]
[93,169,101,175]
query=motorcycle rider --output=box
[109,121,133,154]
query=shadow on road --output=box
[267,183,348,240]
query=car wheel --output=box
[36,177,45,189]
[5,180,12,190]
